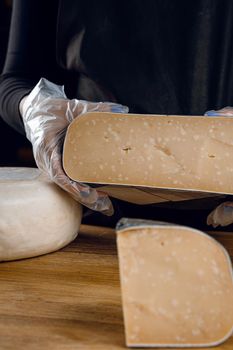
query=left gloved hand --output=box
[207,202,233,228]
[205,106,233,117]
[205,106,233,227]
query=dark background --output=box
[0,0,35,167]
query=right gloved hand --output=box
[20,78,129,215]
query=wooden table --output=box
[0,225,233,350]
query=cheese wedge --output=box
[63,112,233,204]
[116,218,233,347]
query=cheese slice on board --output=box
[116,218,233,347]
[63,112,233,205]
[0,168,82,261]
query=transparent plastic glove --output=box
[207,202,233,227]
[205,106,233,117]
[205,106,233,227]
[21,78,129,215]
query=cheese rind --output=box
[0,168,82,261]
[116,218,233,347]
[63,112,233,204]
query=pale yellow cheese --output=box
[63,112,233,204]
[116,218,233,347]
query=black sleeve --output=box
[0,0,63,134]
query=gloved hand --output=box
[207,202,233,228]
[205,106,233,227]
[205,106,233,117]
[20,78,128,215]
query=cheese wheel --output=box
[116,218,233,348]
[0,168,82,261]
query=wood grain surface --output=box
[0,225,232,350]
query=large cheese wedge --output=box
[0,168,82,261]
[116,218,233,347]
[63,112,233,205]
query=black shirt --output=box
[1,0,233,134]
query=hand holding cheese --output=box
[20,78,128,215]
[205,106,233,117]
[207,201,233,227]
[205,106,233,227]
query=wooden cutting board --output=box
[0,225,232,350]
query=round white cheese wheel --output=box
[0,168,82,261]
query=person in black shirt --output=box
[1,0,233,225]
